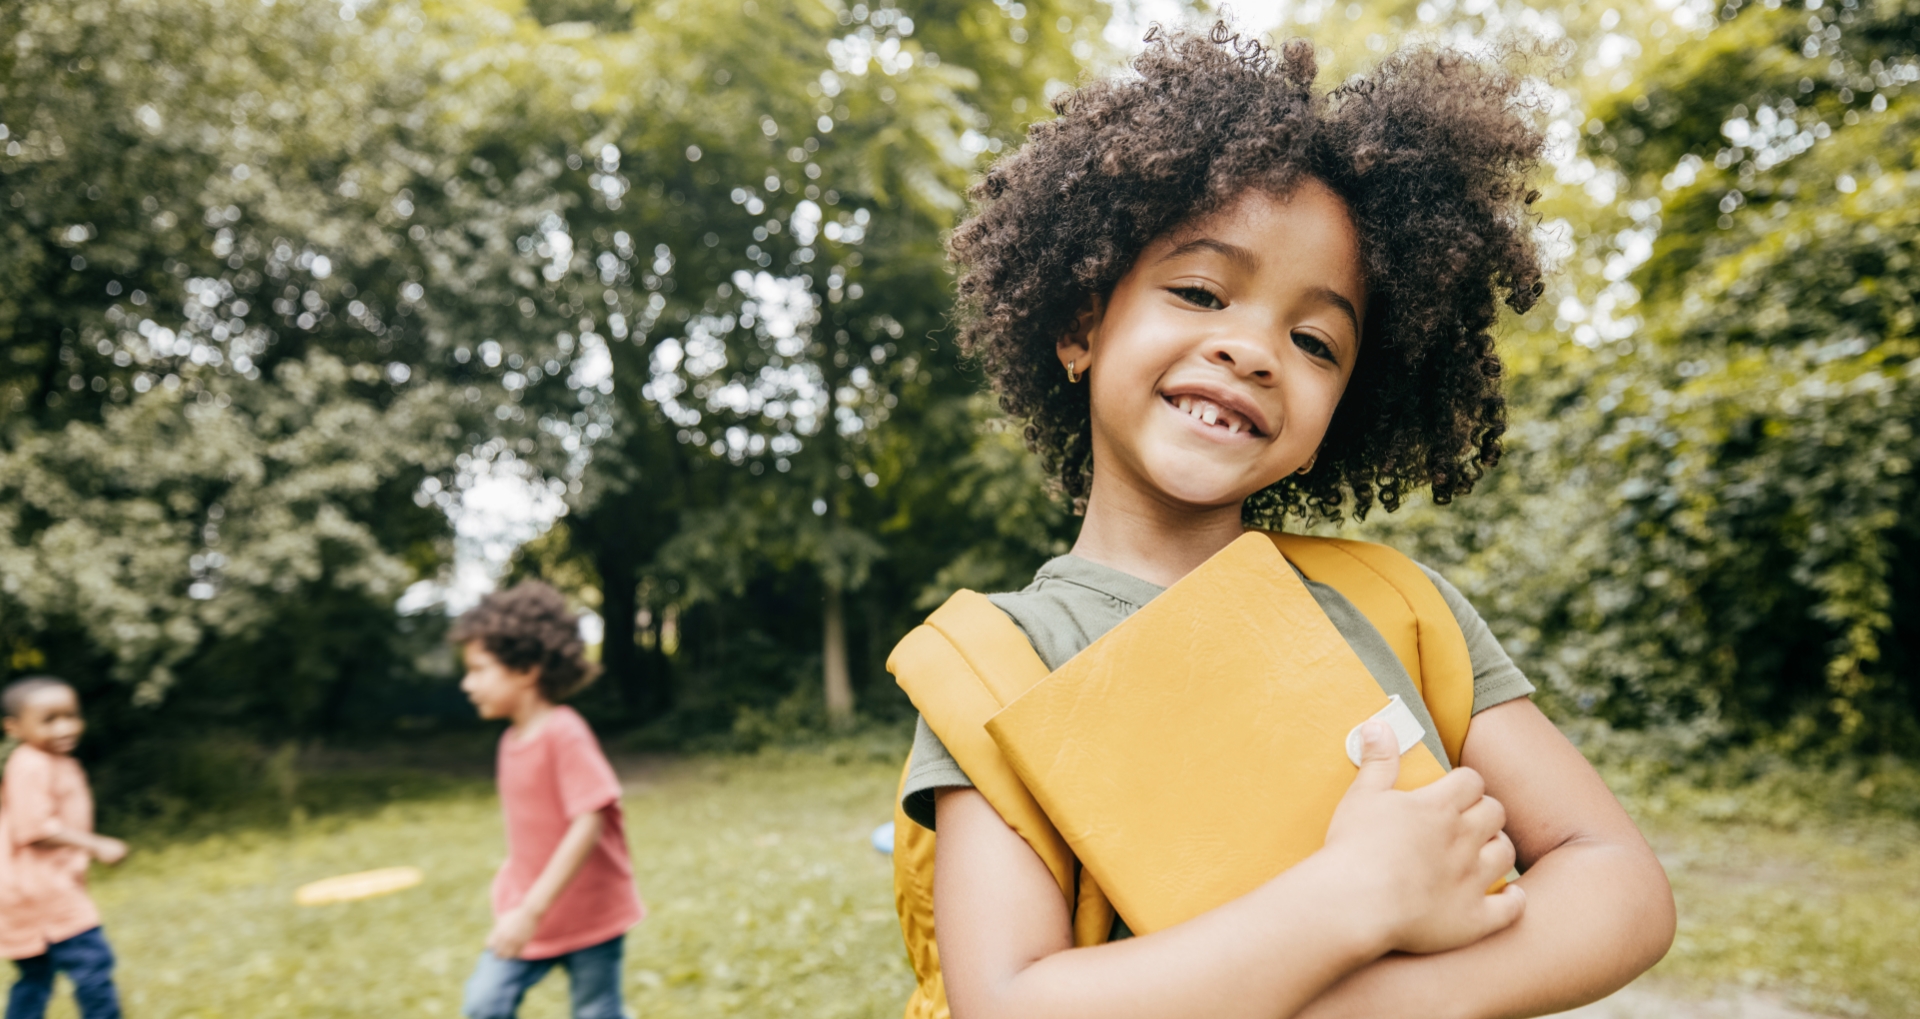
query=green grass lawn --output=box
[57,747,913,1019]
[41,742,1920,1018]
[1634,810,1920,1018]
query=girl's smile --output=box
[1162,390,1268,439]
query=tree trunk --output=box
[642,603,673,713]
[823,580,854,729]
[596,543,642,718]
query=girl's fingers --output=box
[1461,793,1507,840]
[1477,830,1518,883]
[1476,882,1527,937]
[1424,765,1487,811]
[1348,720,1405,793]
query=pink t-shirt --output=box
[492,706,644,959]
[0,745,102,960]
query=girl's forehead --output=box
[1178,182,1356,244]
[1148,184,1366,290]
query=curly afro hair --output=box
[949,23,1548,523]
[451,581,601,703]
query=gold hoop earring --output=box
[1066,359,1080,384]
[1295,453,1317,476]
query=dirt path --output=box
[1549,982,1838,1018]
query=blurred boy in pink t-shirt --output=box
[1,677,129,1019]
[453,583,644,1019]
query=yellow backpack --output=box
[886,532,1477,1019]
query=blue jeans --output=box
[6,927,120,1019]
[463,934,628,1019]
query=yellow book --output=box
[983,532,1451,936]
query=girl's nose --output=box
[1204,334,1279,381]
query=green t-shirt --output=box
[900,552,1534,832]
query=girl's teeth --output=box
[1172,395,1249,433]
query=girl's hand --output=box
[486,907,539,960]
[1322,721,1526,956]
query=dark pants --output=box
[6,927,120,1019]
[463,934,627,1019]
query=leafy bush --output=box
[1341,0,1920,754]
[1566,719,1920,826]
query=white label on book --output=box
[1344,695,1427,766]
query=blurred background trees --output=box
[2,0,1915,815]
[1311,0,1920,758]
[1,0,1087,797]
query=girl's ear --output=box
[1056,294,1106,373]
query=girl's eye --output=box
[1292,332,1335,362]
[1170,286,1223,310]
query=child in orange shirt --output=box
[453,582,645,1019]
[0,677,128,1019]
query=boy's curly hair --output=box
[451,581,601,702]
[950,24,1548,523]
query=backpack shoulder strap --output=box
[1264,532,1476,765]
[890,764,946,1019]
[889,591,1118,1019]
[889,592,1075,894]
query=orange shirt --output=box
[492,706,644,959]
[0,744,101,959]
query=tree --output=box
[3,0,1373,767]
[1285,0,1920,750]
[0,355,461,751]
[489,0,1107,729]
[0,0,501,750]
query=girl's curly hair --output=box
[451,581,601,702]
[949,24,1548,523]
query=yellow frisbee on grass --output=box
[294,866,423,906]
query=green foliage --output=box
[0,357,459,701]
[0,0,1103,778]
[1300,0,1920,753]
[477,0,1100,728]
[0,0,509,771]
[1536,0,1919,748]
[12,0,1917,786]
[1574,719,1920,825]
[85,734,481,837]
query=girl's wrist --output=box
[1269,851,1399,965]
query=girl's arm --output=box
[1293,699,1676,1019]
[486,808,606,958]
[933,722,1528,1019]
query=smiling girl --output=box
[890,24,1674,1019]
